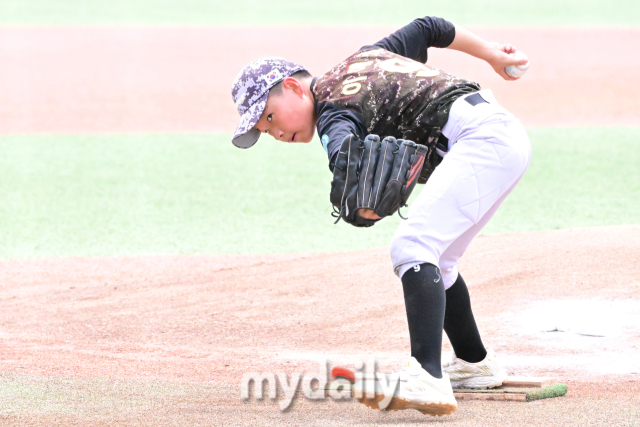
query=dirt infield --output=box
[0,26,639,134]
[1,225,639,425]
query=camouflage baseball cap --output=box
[231,57,307,149]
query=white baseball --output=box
[504,51,529,78]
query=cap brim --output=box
[232,128,261,149]
[232,92,268,149]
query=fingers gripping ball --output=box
[505,51,529,78]
[330,134,427,227]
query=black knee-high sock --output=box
[401,263,445,378]
[443,273,487,363]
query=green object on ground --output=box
[0,0,638,26]
[525,383,568,401]
[0,128,638,259]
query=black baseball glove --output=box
[329,134,427,227]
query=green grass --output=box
[0,128,638,259]
[488,127,640,234]
[0,0,639,26]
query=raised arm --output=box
[367,17,456,63]
[446,25,529,81]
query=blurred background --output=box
[0,0,638,259]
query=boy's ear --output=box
[282,77,303,96]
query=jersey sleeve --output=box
[362,16,456,63]
[315,101,367,171]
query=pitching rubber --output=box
[357,393,457,416]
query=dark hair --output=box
[269,70,312,96]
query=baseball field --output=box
[1,1,639,425]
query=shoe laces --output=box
[399,368,411,382]
[442,353,462,369]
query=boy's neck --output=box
[301,76,315,101]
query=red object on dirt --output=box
[331,366,356,383]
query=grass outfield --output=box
[1,128,638,259]
[0,0,638,26]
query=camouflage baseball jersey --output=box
[312,17,481,173]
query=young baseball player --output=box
[231,16,531,416]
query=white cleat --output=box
[443,348,507,389]
[353,357,457,416]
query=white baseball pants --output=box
[390,90,532,289]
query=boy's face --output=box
[253,77,316,143]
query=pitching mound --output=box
[1,225,639,425]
